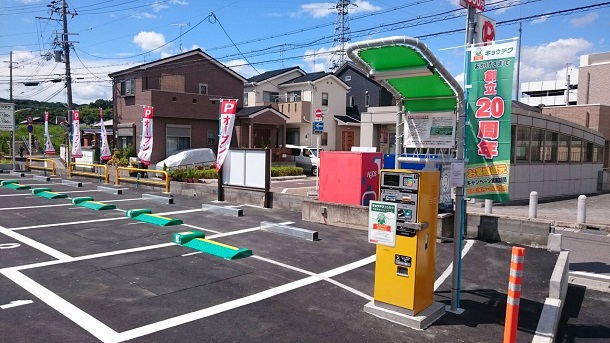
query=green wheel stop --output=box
[181,238,252,260]
[0,180,18,186]
[72,197,94,205]
[173,231,205,244]
[126,209,153,218]
[4,183,31,190]
[36,191,68,199]
[31,188,52,194]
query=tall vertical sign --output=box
[137,106,154,165]
[99,108,111,161]
[475,13,496,46]
[44,112,55,155]
[214,99,238,171]
[71,110,83,158]
[466,41,517,202]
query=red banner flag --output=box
[214,99,238,171]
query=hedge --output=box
[271,166,303,177]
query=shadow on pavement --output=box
[555,284,610,341]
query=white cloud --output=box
[570,13,599,27]
[519,38,592,82]
[297,1,380,18]
[151,0,188,12]
[134,12,157,19]
[302,47,334,72]
[224,59,261,79]
[133,31,169,54]
[19,0,40,4]
[531,15,549,24]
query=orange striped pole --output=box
[504,246,525,343]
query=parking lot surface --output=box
[0,173,560,342]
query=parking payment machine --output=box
[372,169,440,316]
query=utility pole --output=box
[62,0,73,116]
[9,51,13,102]
[330,0,354,71]
[515,22,522,101]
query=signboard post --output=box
[368,201,397,247]
[313,108,324,193]
[27,115,33,157]
[0,103,15,170]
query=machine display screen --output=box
[382,174,400,187]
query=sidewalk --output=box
[468,193,610,230]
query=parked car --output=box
[285,144,322,176]
[155,148,216,171]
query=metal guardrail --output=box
[68,162,109,184]
[25,157,56,175]
[116,166,170,193]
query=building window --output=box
[263,91,279,102]
[586,112,590,128]
[345,75,351,82]
[558,134,570,162]
[349,96,355,107]
[166,125,191,157]
[199,83,208,95]
[321,132,328,145]
[593,145,604,163]
[515,126,530,163]
[570,137,582,162]
[584,142,593,162]
[544,131,558,163]
[120,79,135,96]
[322,92,329,106]
[365,91,370,107]
[243,93,249,106]
[287,91,301,102]
[510,125,516,163]
[530,128,544,162]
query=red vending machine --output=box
[319,151,383,206]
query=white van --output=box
[286,144,322,176]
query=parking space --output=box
[0,173,560,342]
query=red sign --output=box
[215,99,239,171]
[460,0,484,11]
[315,109,322,118]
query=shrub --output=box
[198,169,218,179]
[271,166,303,177]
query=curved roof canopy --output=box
[347,36,464,113]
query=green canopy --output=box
[347,37,463,113]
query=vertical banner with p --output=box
[215,99,239,171]
[71,110,83,158]
[137,106,154,165]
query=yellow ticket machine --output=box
[373,169,440,315]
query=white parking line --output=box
[434,239,475,291]
[0,225,72,260]
[0,269,120,342]
[115,255,376,342]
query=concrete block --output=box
[202,204,243,217]
[260,221,318,241]
[363,301,445,330]
[142,193,174,204]
[97,186,125,195]
[62,179,82,187]
[532,298,562,343]
[33,175,51,182]
[9,171,25,177]
[550,251,570,300]
[547,233,562,252]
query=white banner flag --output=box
[137,106,154,165]
[71,110,83,158]
[99,108,112,161]
[44,111,55,155]
[215,99,238,171]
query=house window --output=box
[120,79,135,96]
[349,96,355,107]
[263,91,279,102]
[287,91,301,102]
[345,75,351,82]
[166,125,191,157]
[322,92,329,106]
[199,83,208,95]
[243,93,249,106]
[365,91,370,107]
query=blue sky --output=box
[1,0,609,104]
